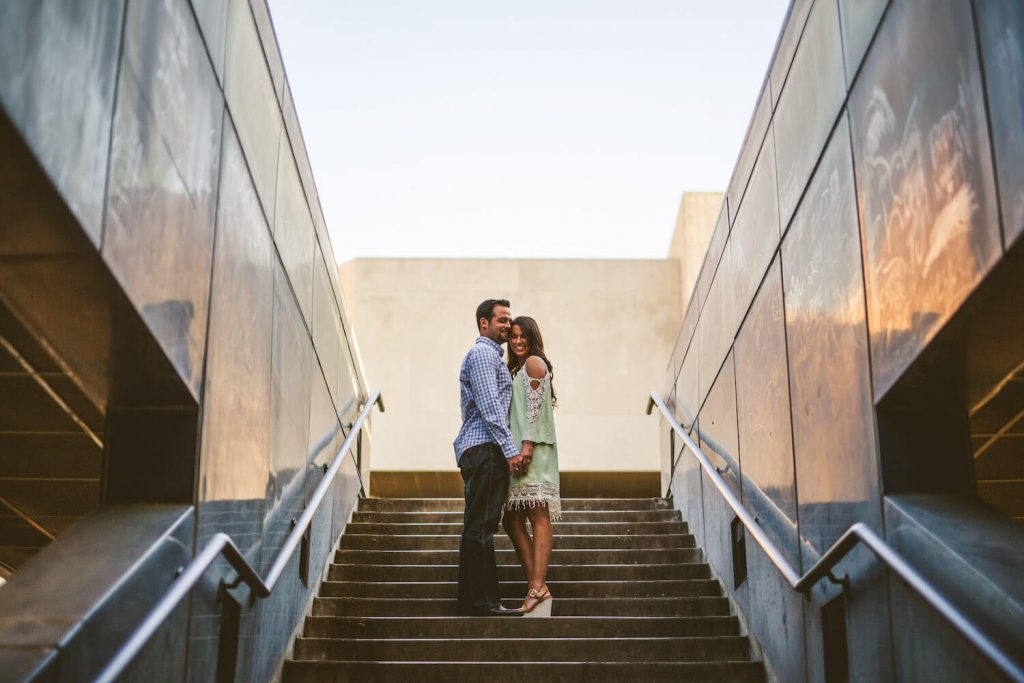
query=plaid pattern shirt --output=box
[453,336,517,463]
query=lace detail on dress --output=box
[505,481,561,521]
[524,372,547,423]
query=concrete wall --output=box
[340,258,680,473]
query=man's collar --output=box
[476,336,504,355]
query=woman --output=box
[502,316,561,616]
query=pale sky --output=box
[267,0,790,263]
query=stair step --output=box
[328,563,711,582]
[283,660,766,682]
[319,579,722,599]
[292,635,752,662]
[352,509,683,523]
[302,615,741,639]
[357,498,674,512]
[312,596,732,617]
[282,495,764,683]
[344,521,689,536]
[339,534,695,551]
[334,548,704,565]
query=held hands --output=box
[508,451,532,477]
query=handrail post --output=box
[667,428,675,499]
[356,429,365,497]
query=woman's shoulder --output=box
[523,355,548,379]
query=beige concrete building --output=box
[339,193,716,480]
[339,258,681,475]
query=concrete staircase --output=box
[283,497,765,682]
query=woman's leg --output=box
[501,508,534,582]
[525,505,553,600]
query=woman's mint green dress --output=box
[505,365,561,521]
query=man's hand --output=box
[508,453,531,477]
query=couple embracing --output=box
[453,299,560,617]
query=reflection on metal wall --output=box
[0,0,370,680]
[662,0,1021,681]
[850,0,1001,398]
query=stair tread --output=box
[333,548,705,564]
[323,581,716,589]
[294,634,752,663]
[283,660,766,683]
[295,635,749,643]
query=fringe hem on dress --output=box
[505,482,562,522]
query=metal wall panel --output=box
[849,0,1001,398]
[197,122,274,520]
[673,292,699,381]
[337,331,361,421]
[727,86,772,227]
[0,0,124,243]
[274,145,316,325]
[837,0,888,86]
[249,0,286,102]
[700,467,745,610]
[768,0,813,109]
[734,257,799,568]
[329,439,363,558]
[698,351,741,498]
[783,115,881,559]
[224,0,282,225]
[676,343,699,430]
[697,240,736,404]
[282,83,328,259]
[263,258,313,576]
[975,0,1024,247]
[730,129,781,330]
[671,431,705,552]
[104,0,223,397]
[803,543,893,682]
[782,113,895,682]
[312,246,342,407]
[697,204,730,315]
[191,0,230,83]
[697,354,742,589]
[888,578,1005,682]
[122,0,224,204]
[188,120,275,682]
[773,0,846,229]
[883,495,1024,683]
[745,541,807,683]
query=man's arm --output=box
[466,347,517,458]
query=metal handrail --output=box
[647,391,1024,683]
[94,390,384,683]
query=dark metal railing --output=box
[647,391,1023,683]
[94,390,384,683]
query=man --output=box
[453,298,530,616]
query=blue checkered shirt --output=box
[454,336,517,463]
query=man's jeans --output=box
[457,443,510,613]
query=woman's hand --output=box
[517,441,534,476]
[508,453,529,476]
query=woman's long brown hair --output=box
[507,316,557,405]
